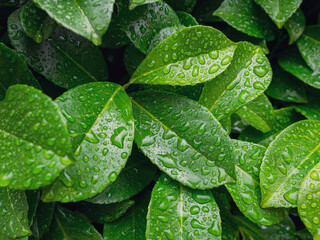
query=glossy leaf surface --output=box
[30,202,55,239]
[32,0,115,45]
[131,91,236,189]
[176,11,199,27]
[0,43,40,100]
[146,174,221,239]
[42,82,134,202]
[199,41,272,120]
[26,190,41,226]
[8,9,108,89]
[284,8,305,45]
[0,85,73,189]
[260,120,320,208]
[124,45,145,76]
[129,0,160,10]
[130,26,236,86]
[294,91,320,121]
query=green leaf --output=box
[146,174,222,239]
[294,90,320,121]
[45,205,103,240]
[192,0,223,23]
[220,115,232,134]
[20,1,56,43]
[8,9,108,89]
[176,11,199,27]
[76,200,134,224]
[297,25,320,74]
[278,47,320,89]
[0,85,74,189]
[254,0,302,28]
[129,0,161,10]
[295,229,313,240]
[86,145,157,205]
[265,64,307,103]
[284,8,305,45]
[30,202,55,239]
[226,140,287,225]
[32,0,115,45]
[129,26,236,86]
[0,43,40,100]
[119,1,180,54]
[103,190,151,240]
[124,45,145,76]
[26,190,41,226]
[213,0,276,41]
[0,0,26,7]
[199,41,272,120]
[298,162,320,240]
[236,94,274,133]
[0,188,30,239]
[42,82,134,202]
[165,0,196,13]
[260,119,320,208]
[221,221,240,240]
[131,91,236,189]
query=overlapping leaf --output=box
[284,9,305,45]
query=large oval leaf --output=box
[129,26,236,86]
[0,188,30,239]
[0,85,73,189]
[42,82,134,202]
[226,140,287,225]
[260,119,320,208]
[8,9,108,89]
[297,25,320,73]
[298,162,320,239]
[32,0,115,45]
[131,91,236,189]
[0,43,40,100]
[146,174,221,239]
[199,41,272,120]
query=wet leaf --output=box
[129,26,236,86]
[26,190,41,226]
[30,202,55,239]
[165,0,196,13]
[8,9,108,89]
[42,82,134,202]
[129,0,160,10]
[284,8,305,45]
[0,85,74,189]
[260,119,320,208]
[124,45,145,76]
[146,174,222,239]
[199,41,272,120]
[176,11,199,27]
[294,90,320,121]
[131,91,236,189]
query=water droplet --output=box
[192,191,212,204]
[108,172,117,182]
[253,65,268,77]
[111,127,127,149]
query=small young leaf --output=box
[8,9,108,89]
[45,205,103,240]
[42,82,134,202]
[0,43,40,100]
[176,11,199,27]
[30,202,55,239]
[278,47,320,89]
[284,8,305,45]
[146,174,222,239]
[20,1,56,43]
[131,91,236,189]
[226,140,287,225]
[260,119,320,208]
[129,26,236,86]
[129,0,160,10]
[297,25,320,74]
[32,0,115,45]
[0,188,30,239]
[0,85,74,189]
[199,41,272,120]
[298,162,320,240]
[254,0,302,28]
[165,0,197,13]
[213,0,276,41]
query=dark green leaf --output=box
[0,43,40,100]
[129,26,236,86]
[221,221,240,240]
[8,9,108,89]
[30,202,55,239]
[192,0,223,23]
[294,90,320,121]
[199,41,272,120]
[42,82,134,202]
[131,91,236,189]
[254,0,302,28]
[0,188,30,239]
[284,8,305,45]
[213,0,276,41]
[176,11,199,27]
[165,0,196,13]
[146,174,222,239]
[231,114,250,134]
[295,228,313,240]
[226,140,287,225]
[86,145,157,205]
[129,0,160,10]
[124,45,145,76]
[45,205,103,240]
[220,115,232,134]
[0,0,26,6]
[20,1,56,43]
[26,190,41,226]
[279,47,320,89]
[260,119,320,208]
[32,0,115,45]
[0,85,74,189]
[297,25,320,73]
